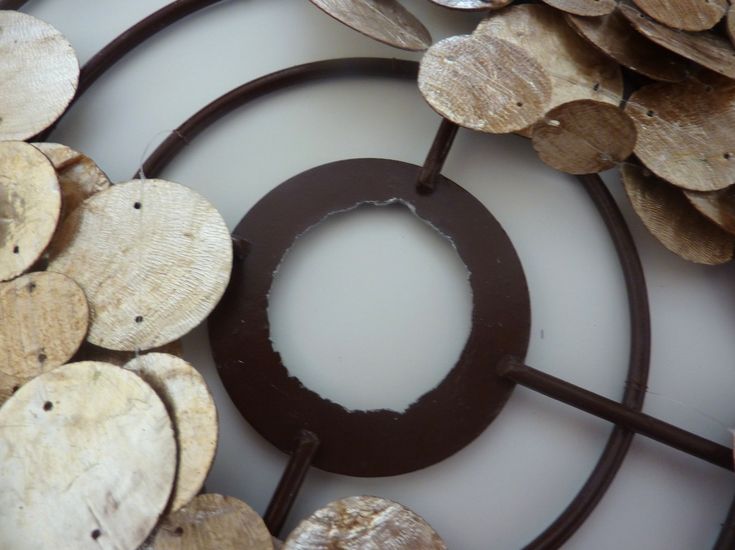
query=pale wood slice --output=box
[684,187,735,235]
[622,164,735,264]
[308,0,431,51]
[47,179,233,351]
[0,141,61,281]
[0,370,23,407]
[150,494,273,550]
[72,339,184,367]
[429,0,512,10]
[625,75,735,192]
[124,353,218,513]
[0,11,79,141]
[620,3,735,79]
[728,4,735,48]
[284,496,446,550]
[418,34,551,134]
[272,537,283,549]
[540,0,616,16]
[475,4,623,136]
[0,361,177,550]
[566,10,693,83]
[632,0,727,31]
[532,100,637,174]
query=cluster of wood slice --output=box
[311,0,735,265]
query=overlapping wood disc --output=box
[632,0,727,31]
[566,10,692,83]
[308,0,431,51]
[283,496,447,550]
[622,164,735,264]
[684,187,735,235]
[47,179,233,351]
[532,100,637,174]
[0,11,79,141]
[620,3,735,79]
[540,0,616,17]
[429,0,512,10]
[625,75,735,192]
[0,361,177,550]
[72,339,184,367]
[150,494,273,550]
[728,4,735,47]
[475,4,623,135]
[0,141,61,282]
[419,34,551,134]
[125,353,218,513]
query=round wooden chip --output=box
[625,75,735,192]
[684,187,735,235]
[566,10,692,83]
[47,179,233,351]
[0,361,177,550]
[622,164,735,265]
[0,141,61,282]
[429,0,511,10]
[125,353,218,513]
[475,4,623,135]
[0,11,79,141]
[728,4,735,48]
[632,0,727,31]
[283,496,446,550]
[620,3,735,79]
[150,494,272,550]
[540,0,616,17]
[532,100,637,174]
[72,339,184,367]
[308,0,431,51]
[418,34,552,134]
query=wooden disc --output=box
[684,187,735,235]
[125,353,218,512]
[47,179,233,351]
[429,0,511,10]
[540,0,616,17]
[0,141,61,282]
[632,0,727,31]
[531,100,637,174]
[728,4,735,48]
[418,34,552,134]
[622,164,735,265]
[72,339,184,367]
[625,75,735,192]
[475,4,623,136]
[283,496,446,550]
[620,3,735,79]
[0,361,177,550]
[566,10,692,83]
[150,494,273,550]
[0,11,79,141]
[308,0,431,51]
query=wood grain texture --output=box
[0,141,61,282]
[0,361,177,550]
[150,494,273,550]
[125,353,218,513]
[728,3,735,47]
[72,339,184,367]
[632,0,727,31]
[684,187,735,235]
[566,9,692,83]
[531,100,636,174]
[0,11,79,141]
[620,3,735,79]
[540,0,616,16]
[625,75,735,192]
[283,496,446,550]
[622,164,735,264]
[47,179,233,351]
[419,34,551,134]
[429,0,512,10]
[308,0,432,51]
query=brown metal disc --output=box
[429,0,511,10]
[632,0,727,31]
[209,159,531,477]
[540,0,616,17]
[684,187,735,235]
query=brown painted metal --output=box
[416,118,459,193]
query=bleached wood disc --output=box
[632,0,727,31]
[532,100,637,174]
[150,494,273,550]
[429,0,511,10]
[125,353,218,513]
[684,187,735,235]
[475,4,623,136]
[47,179,233,351]
[625,75,735,192]
[0,141,61,281]
[0,11,79,141]
[622,164,735,265]
[566,10,692,83]
[72,339,184,366]
[0,361,177,550]
[419,34,551,134]
[308,0,431,51]
[620,3,735,79]
[283,496,446,550]
[540,0,616,17]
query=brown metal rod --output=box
[0,0,29,9]
[714,493,735,549]
[499,357,733,471]
[416,118,459,193]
